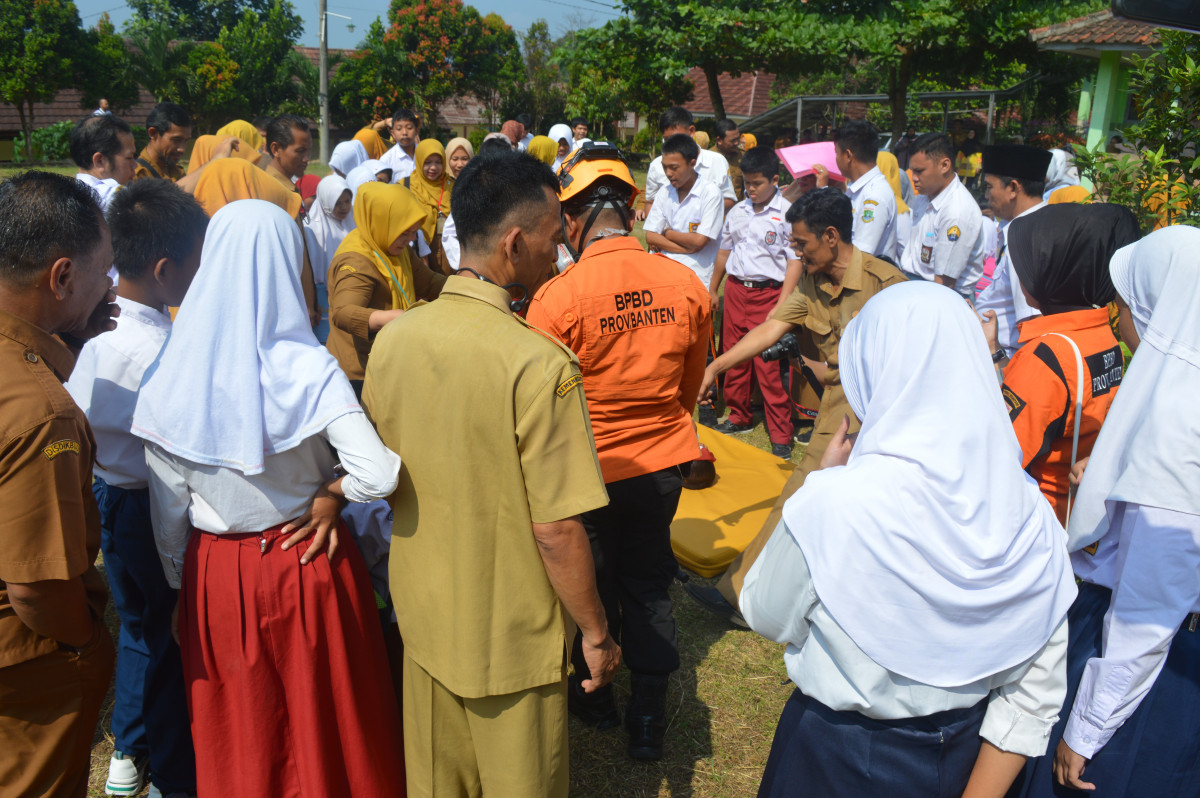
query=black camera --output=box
[760,332,801,363]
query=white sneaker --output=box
[105,751,148,796]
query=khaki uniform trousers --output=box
[403,650,568,798]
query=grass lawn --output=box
[6,156,797,796]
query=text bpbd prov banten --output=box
[600,291,679,334]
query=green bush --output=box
[14,120,75,162]
[467,127,489,152]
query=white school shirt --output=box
[718,189,793,283]
[741,523,1069,758]
[974,202,1046,356]
[517,132,533,152]
[65,297,171,489]
[380,143,416,182]
[145,412,401,589]
[442,212,461,271]
[900,175,985,297]
[75,173,121,212]
[846,166,898,262]
[643,178,724,287]
[645,149,737,207]
[1064,502,1200,758]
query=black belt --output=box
[737,279,782,289]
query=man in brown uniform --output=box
[712,118,745,201]
[687,187,905,623]
[263,113,321,327]
[132,102,191,182]
[0,171,120,795]
[364,151,620,797]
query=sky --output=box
[74,0,621,50]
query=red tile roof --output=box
[0,88,160,139]
[1030,9,1161,52]
[684,68,776,120]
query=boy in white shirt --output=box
[638,107,736,221]
[833,120,898,262]
[644,134,725,287]
[65,179,209,798]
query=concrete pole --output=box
[319,0,329,166]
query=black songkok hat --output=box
[982,145,1053,182]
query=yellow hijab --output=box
[335,182,428,310]
[741,133,758,150]
[876,151,910,214]
[354,127,388,160]
[193,157,301,219]
[406,139,451,241]
[216,120,265,154]
[693,131,711,149]
[527,135,557,166]
[186,134,262,174]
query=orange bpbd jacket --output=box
[1001,308,1123,524]
[526,236,713,483]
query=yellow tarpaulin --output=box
[671,426,795,577]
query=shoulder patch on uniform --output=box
[556,374,583,398]
[861,205,875,223]
[688,221,700,234]
[338,264,357,273]
[1002,386,1026,422]
[43,439,80,460]
[946,225,961,242]
[764,230,778,245]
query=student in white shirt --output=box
[901,133,986,298]
[742,281,1076,798]
[71,114,137,212]
[132,200,406,798]
[65,180,209,798]
[643,134,724,287]
[833,120,897,262]
[1012,226,1200,797]
[637,106,736,221]
[379,108,419,182]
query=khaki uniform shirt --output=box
[265,164,320,321]
[132,147,184,182]
[713,146,744,202]
[325,250,447,381]
[0,311,107,668]
[772,247,906,441]
[364,276,609,698]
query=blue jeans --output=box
[95,478,196,794]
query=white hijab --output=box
[1043,148,1080,196]
[1070,226,1200,551]
[783,281,1076,687]
[548,123,573,172]
[132,200,360,475]
[347,160,388,198]
[305,175,354,280]
[328,140,368,177]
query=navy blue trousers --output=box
[757,690,987,798]
[1008,581,1200,797]
[95,478,196,794]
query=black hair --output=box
[987,173,1045,200]
[479,137,514,155]
[714,118,739,140]
[912,132,955,164]
[833,120,879,164]
[145,102,191,136]
[266,114,309,151]
[571,117,587,128]
[0,171,105,288]
[69,114,132,170]
[661,133,699,163]
[391,108,419,127]
[106,179,209,281]
[452,151,559,257]
[251,116,271,132]
[658,106,693,133]
[785,187,853,243]
[739,146,779,180]
[515,113,533,130]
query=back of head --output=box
[266,114,308,152]
[515,113,533,131]
[739,146,779,180]
[911,133,955,165]
[70,114,132,170]
[785,186,852,243]
[833,120,879,165]
[480,134,514,154]
[0,171,104,288]
[557,142,640,238]
[658,106,693,134]
[146,102,191,135]
[107,178,209,281]
[193,157,301,219]
[661,133,699,163]
[452,150,558,258]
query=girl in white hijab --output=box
[305,174,355,279]
[328,139,369,177]
[133,200,407,797]
[742,281,1076,798]
[1013,226,1200,797]
[548,123,574,172]
[1042,148,1080,199]
[346,159,393,197]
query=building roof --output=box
[1030,9,1161,58]
[0,88,161,139]
[684,68,776,121]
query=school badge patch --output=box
[861,199,877,223]
[920,245,932,264]
[688,222,700,234]
[946,225,961,242]
[43,440,80,460]
[764,230,777,245]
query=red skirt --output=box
[179,522,406,798]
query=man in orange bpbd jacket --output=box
[526,142,712,762]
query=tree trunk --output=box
[888,49,913,146]
[702,62,726,122]
[17,101,32,162]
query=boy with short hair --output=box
[380,108,421,181]
[65,179,209,798]
[644,134,725,288]
[638,107,736,220]
[708,147,802,457]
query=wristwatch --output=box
[991,348,1006,364]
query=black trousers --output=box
[572,466,684,678]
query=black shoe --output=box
[683,583,748,628]
[568,679,621,730]
[626,713,665,760]
[697,405,719,428]
[713,420,753,434]
[793,423,813,445]
[626,674,669,761]
[772,443,794,459]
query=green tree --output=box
[128,0,277,43]
[217,0,315,120]
[177,43,243,132]
[80,13,142,113]
[472,13,524,128]
[0,0,87,160]
[123,20,196,102]
[499,21,567,132]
